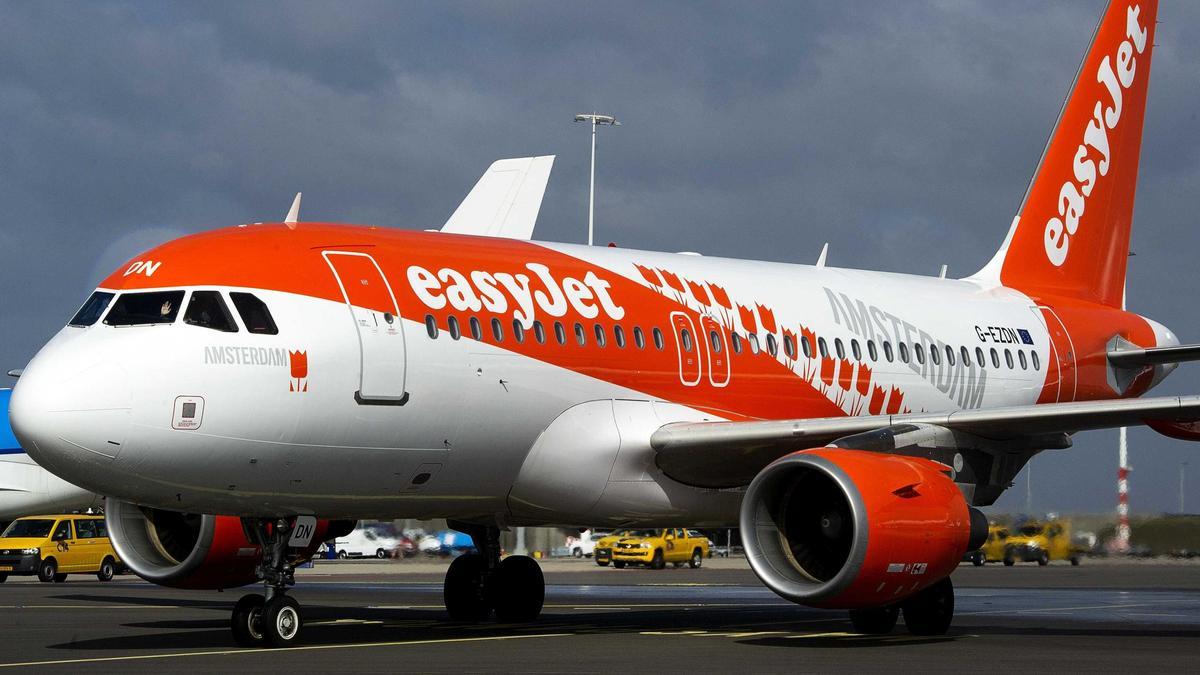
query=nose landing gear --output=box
[231,518,303,648]
[443,521,545,623]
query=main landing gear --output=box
[848,577,955,636]
[443,521,545,623]
[232,518,303,648]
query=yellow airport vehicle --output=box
[593,530,635,567]
[1003,519,1084,566]
[0,514,122,582]
[610,528,710,569]
[964,523,1011,566]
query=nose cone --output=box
[10,339,131,493]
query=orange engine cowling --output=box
[739,448,987,609]
[106,500,355,589]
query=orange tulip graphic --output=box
[756,304,777,334]
[709,283,732,309]
[886,387,904,415]
[737,304,757,333]
[686,279,711,306]
[869,384,886,415]
[635,264,661,287]
[855,363,872,397]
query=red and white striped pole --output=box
[1115,426,1131,553]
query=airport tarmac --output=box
[1,558,1198,672]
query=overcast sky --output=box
[2,1,1198,515]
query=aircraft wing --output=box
[651,395,1200,488]
[441,156,554,240]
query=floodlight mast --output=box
[574,113,619,246]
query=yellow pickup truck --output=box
[1003,519,1085,566]
[610,528,709,570]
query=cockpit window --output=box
[230,292,278,335]
[68,291,115,327]
[104,290,185,326]
[184,291,239,332]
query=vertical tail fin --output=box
[973,1,1156,307]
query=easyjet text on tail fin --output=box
[975,1,1155,307]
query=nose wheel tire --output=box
[849,606,899,634]
[263,595,302,647]
[494,555,544,623]
[231,594,266,647]
[901,577,955,636]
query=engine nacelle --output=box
[740,448,987,609]
[106,500,355,589]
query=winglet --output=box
[442,156,554,240]
[815,243,829,268]
[284,192,302,228]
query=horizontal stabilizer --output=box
[653,394,1200,488]
[441,156,554,240]
[1108,344,1200,367]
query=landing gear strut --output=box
[847,577,955,636]
[443,521,544,623]
[231,518,303,648]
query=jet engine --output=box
[106,499,355,589]
[739,448,987,609]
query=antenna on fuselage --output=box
[284,192,302,228]
[815,243,829,268]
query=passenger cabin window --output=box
[961,346,972,366]
[851,340,862,361]
[470,317,483,340]
[818,337,829,358]
[1032,351,1041,371]
[594,323,607,348]
[512,319,525,343]
[680,329,694,353]
[898,342,910,363]
[711,330,723,353]
[748,333,760,354]
[784,335,796,359]
[976,347,986,367]
[801,336,813,358]
[69,291,115,327]
[929,344,940,365]
[990,348,1000,368]
[946,345,955,366]
[914,343,925,364]
[575,322,587,346]
[448,316,462,340]
[105,290,185,326]
[230,293,278,335]
[834,339,845,359]
[732,333,743,354]
[184,291,238,332]
[533,321,546,344]
[554,321,567,345]
[766,334,778,357]
[614,325,627,348]
[1005,349,1014,369]
[491,318,504,341]
[425,315,438,339]
[633,326,646,349]
[883,341,894,362]
[867,340,878,361]
[653,328,665,350]
[1019,350,1028,370]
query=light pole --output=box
[1182,461,1189,514]
[574,113,620,246]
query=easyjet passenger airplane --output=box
[10,0,1200,646]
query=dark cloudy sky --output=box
[2,1,1198,515]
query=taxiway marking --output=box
[0,633,572,669]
